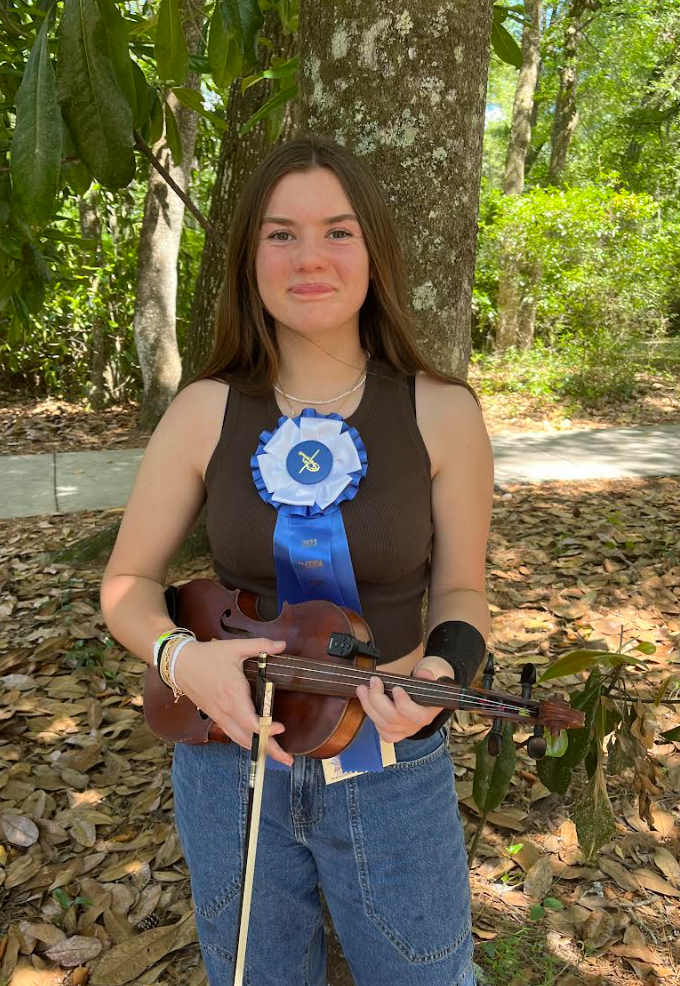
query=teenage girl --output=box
[100,136,494,986]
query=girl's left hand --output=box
[355,655,453,743]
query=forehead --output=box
[263,168,355,220]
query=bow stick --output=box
[233,652,275,986]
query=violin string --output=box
[242,656,537,718]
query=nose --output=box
[291,236,330,271]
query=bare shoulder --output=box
[414,371,489,477]
[172,378,230,482]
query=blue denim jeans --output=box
[171,725,474,986]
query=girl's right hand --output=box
[172,637,294,767]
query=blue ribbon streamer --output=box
[251,409,383,775]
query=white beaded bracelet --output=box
[168,636,195,693]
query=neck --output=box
[275,327,367,401]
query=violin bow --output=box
[232,652,275,986]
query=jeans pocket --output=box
[171,741,246,921]
[392,724,450,769]
[348,741,471,963]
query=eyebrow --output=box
[261,213,359,226]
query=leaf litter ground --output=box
[1,414,679,983]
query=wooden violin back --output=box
[143,579,376,755]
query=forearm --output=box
[426,588,490,644]
[100,574,177,668]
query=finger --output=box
[219,715,253,750]
[391,685,434,724]
[364,676,406,726]
[266,735,294,767]
[355,683,391,731]
[237,638,287,658]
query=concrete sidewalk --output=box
[1,423,679,520]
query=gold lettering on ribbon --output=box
[302,539,317,547]
[298,448,321,474]
[297,560,324,569]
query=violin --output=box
[142,579,585,759]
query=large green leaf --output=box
[155,0,188,85]
[171,86,230,131]
[491,16,523,69]
[218,0,264,76]
[473,720,516,813]
[208,2,242,88]
[239,81,297,136]
[95,0,137,122]
[539,648,644,683]
[56,0,135,188]
[10,14,62,226]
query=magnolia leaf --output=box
[56,0,135,188]
[523,857,553,900]
[473,720,516,814]
[46,934,102,967]
[536,669,602,794]
[10,13,62,226]
[539,648,644,682]
[239,81,297,137]
[573,764,617,862]
[155,0,188,85]
[218,0,265,75]
[490,18,523,69]
[0,813,40,847]
[89,913,197,985]
[208,1,242,87]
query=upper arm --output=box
[102,380,226,586]
[426,380,494,597]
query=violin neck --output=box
[242,655,538,723]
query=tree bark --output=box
[181,11,296,384]
[295,0,494,377]
[497,0,542,352]
[503,0,542,196]
[78,190,108,408]
[134,0,206,429]
[548,0,600,185]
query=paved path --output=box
[1,423,679,519]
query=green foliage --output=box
[473,719,516,813]
[478,928,560,985]
[477,179,680,344]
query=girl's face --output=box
[255,167,371,344]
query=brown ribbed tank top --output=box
[203,359,433,663]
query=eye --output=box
[267,229,353,242]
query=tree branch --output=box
[133,129,221,243]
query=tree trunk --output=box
[181,11,296,384]
[548,0,600,184]
[504,0,542,196]
[497,0,542,352]
[134,0,206,429]
[295,0,494,378]
[78,190,107,409]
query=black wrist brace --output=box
[409,620,487,740]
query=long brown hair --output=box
[183,136,480,407]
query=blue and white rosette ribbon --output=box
[251,408,383,773]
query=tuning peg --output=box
[482,654,495,691]
[520,663,537,699]
[526,725,547,760]
[486,716,504,757]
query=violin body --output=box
[143,579,377,756]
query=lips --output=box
[290,284,335,295]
